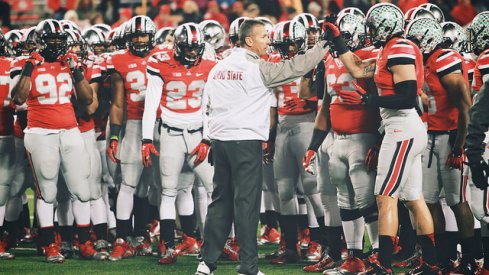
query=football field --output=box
[5,190,408,274]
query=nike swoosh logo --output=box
[196,73,204,77]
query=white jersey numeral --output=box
[165,80,205,111]
[35,73,73,105]
[126,70,147,102]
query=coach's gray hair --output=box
[239,19,265,47]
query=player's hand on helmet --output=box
[107,137,120,163]
[302,149,317,175]
[190,139,211,166]
[446,147,465,170]
[365,143,381,173]
[338,82,369,105]
[59,52,80,70]
[469,158,489,190]
[321,14,340,42]
[262,141,275,165]
[26,52,44,66]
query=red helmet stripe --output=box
[283,21,291,40]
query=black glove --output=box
[469,158,489,190]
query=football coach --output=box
[195,19,330,275]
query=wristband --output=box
[142,139,153,144]
[307,128,328,151]
[201,139,211,146]
[110,124,121,139]
[333,36,349,56]
[22,62,34,77]
[72,68,85,83]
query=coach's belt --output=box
[161,123,202,133]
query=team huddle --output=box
[0,2,489,275]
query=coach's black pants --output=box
[201,140,263,275]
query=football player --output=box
[267,20,325,265]
[465,11,489,274]
[142,22,217,264]
[0,30,15,260]
[324,3,438,273]
[304,12,382,274]
[106,15,157,261]
[406,18,475,272]
[11,19,96,263]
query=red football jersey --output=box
[374,38,424,97]
[78,57,103,133]
[473,48,489,92]
[146,49,216,126]
[107,48,159,120]
[26,61,77,129]
[424,48,467,131]
[463,54,476,87]
[326,47,380,134]
[270,55,314,116]
[0,56,13,136]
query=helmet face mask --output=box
[127,16,156,57]
[174,23,205,66]
[467,12,489,55]
[35,19,68,62]
[82,27,108,55]
[293,13,320,48]
[272,21,307,59]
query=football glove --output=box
[262,141,275,165]
[321,15,340,41]
[190,139,211,166]
[141,140,159,167]
[302,149,317,175]
[366,143,380,173]
[284,98,311,112]
[337,82,369,105]
[107,137,120,163]
[446,148,465,170]
[59,52,80,70]
[469,158,489,190]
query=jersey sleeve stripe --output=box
[437,61,462,78]
[391,44,414,49]
[387,57,416,67]
[436,50,455,61]
[388,53,416,60]
[436,59,462,73]
[479,63,489,70]
[147,65,160,74]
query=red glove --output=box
[107,138,120,163]
[262,141,275,165]
[302,149,317,175]
[365,144,380,173]
[59,51,80,70]
[142,141,160,167]
[190,139,211,166]
[337,82,368,105]
[26,52,44,66]
[446,148,465,170]
[284,98,309,112]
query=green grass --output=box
[14,190,408,274]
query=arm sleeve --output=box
[367,80,418,109]
[259,42,329,88]
[466,81,489,162]
[142,73,164,140]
